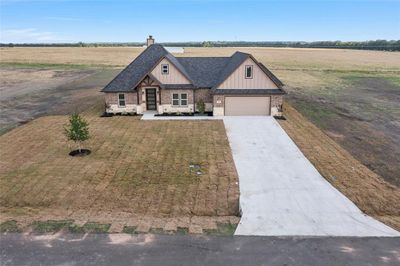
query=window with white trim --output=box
[172,93,188,106]
[245,65,253,79]
[161,64,169,75]
[172,93,180,106]
[118,93,126,107]
[180,93,187,106]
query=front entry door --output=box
[146,88,157,110]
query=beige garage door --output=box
[225,96,270,116]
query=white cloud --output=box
[0,28,70,43]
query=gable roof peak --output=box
[102,43,169,92]
[233,50,250,56]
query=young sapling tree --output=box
[65,113,90,154]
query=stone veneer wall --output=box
[271,95,283,116]
[105,92,138,114]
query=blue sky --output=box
[0,0,399,43]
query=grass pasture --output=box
[0,111,239,232]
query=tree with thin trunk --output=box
[65,113,90,154]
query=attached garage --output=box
[224,96,271,116]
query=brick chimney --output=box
[147,35,154,46]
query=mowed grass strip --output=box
[0,220,21,233]
[0,115,239,218]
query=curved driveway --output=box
[223,117,399,236]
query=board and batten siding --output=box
[151,58,191,84]
[217,57,279,89]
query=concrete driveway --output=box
[223,117,399,236]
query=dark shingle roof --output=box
[102,45,284,93]
[210,51,249,90]
[165,54,193,83]
[102,44,168,92]
[176,57,230,87]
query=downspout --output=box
[193,88,196,114]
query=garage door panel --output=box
[225,97,270,116]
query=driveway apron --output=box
[223,117,399,236]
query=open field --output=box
[0,108,239,233]
[1,47,399,70]
[0,66,120,134]
[1,47,399,185]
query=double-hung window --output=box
[172,93,180,106]
[118,93,126,107]
[180,93,187,106]
[161,64,169,74]
[172,93,188,106]
[245,65,253,79]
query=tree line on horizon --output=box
[1,40,399,51]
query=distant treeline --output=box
[1,40,399,51]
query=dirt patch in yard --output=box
[284,73,400,187]
[279,103,400,231]
[0,113,239,232]
[0,67,121,134]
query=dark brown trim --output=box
[193,88,196,112]
[212,89,285,95]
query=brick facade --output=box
[213,95,225,108]
[194,89,213,103]
[105,92,137,105]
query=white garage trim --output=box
[225,96,271,116]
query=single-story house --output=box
[102,36,286,116]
